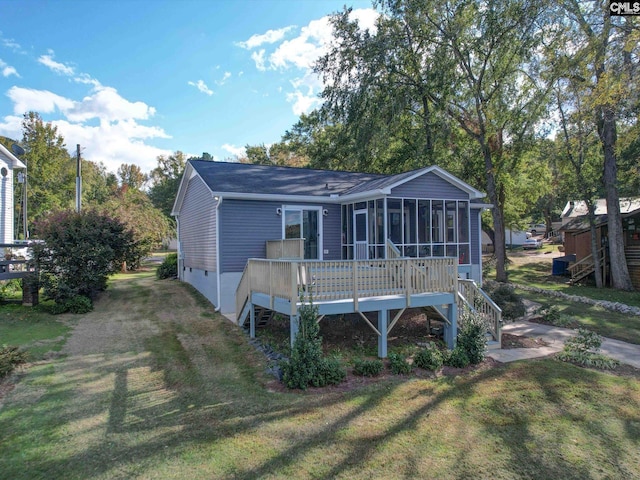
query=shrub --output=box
[457,310,487,365]
[388,352,412,375]
[557,328,620,370]
[33,210,138,303]
[156,253,178,279]
[414,346,444,371]
[0,345,29,378]
[316,357,347,386]
[281,300,345,389]
[483,281,526,320]
[539,305,561,323]
[48,295,93,315]
[353,358,384,377]
[444,346,470,368]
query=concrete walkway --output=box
[488,320,640,369]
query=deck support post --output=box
[289,315,299,348]
[378,309,389,358]
[444,302,457,349]
[249,303,256,338]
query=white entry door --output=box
[353,209,368,260]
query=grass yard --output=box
[1,264,639,479]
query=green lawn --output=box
[1,266,639,479]
[506,260,640,308]
[0,302,74,360]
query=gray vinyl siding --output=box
[179,176,217,271]
[321,204,341,259]
[219,199,341,273]
[390,172,468,199]
[470,209,480,265]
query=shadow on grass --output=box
[2,270,639,479]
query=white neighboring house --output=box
[0,143,26,243]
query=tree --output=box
[239,142,309,168]
[317,0,555,281]
[558,0,639,290]
[148,151,187,218]
[19,112,75,234]
[117,163,148,190]
[99,187,172,270]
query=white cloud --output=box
[221,143,246,159]
[0,59,19,77]
[237,26,295,49]
[188,79,214,96]
[66,86,157,122]
[8,86,75,115]
[251,50,266,71]
[216,71,231,86]
[0,33,23,53]
[240,8,378,116]
[269,17,333,70]
[2,85,171,173]
[38,52,75,76]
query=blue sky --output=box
[0,0,376,173]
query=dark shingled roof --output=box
[190,160,390,197]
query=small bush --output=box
[557,350,619,369]
[483,281,526,320]
[413,347,444,371]
[457,310,487,365]
[156,253,178,279]
[353,358,384,377]
[565,328,602,353]
[316,357,347,386]
[557,328,619,369]
[444,346,470,368]
[388,352,411,375]
[0,345,29,378]
[539,305,561,323]
[49,295,93,315]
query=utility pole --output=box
[76,144,82,212]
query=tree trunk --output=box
[598,105,633,290]
[482,143,507,282]
[587,203,603,288]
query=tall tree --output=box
[560,1,639,290]
[20,112,75,235]
[318,0,554,281]
[148,151,187,219]
[117,163,147,190]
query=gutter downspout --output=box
[215,195,223,312]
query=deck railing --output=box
[0,243,37,281]
[266,239,305,259]
[386,239,403,259]
[237,257,458,320]
[457,279,502,342]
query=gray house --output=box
[172,160,500,355]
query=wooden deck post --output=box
[444,302,457,349]
[290,315,299,348]
[378,309,388,358]
[249,303,256,338]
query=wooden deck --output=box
[235,257,501,356]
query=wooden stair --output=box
[242,306,276,330]
[568,247,606,284]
